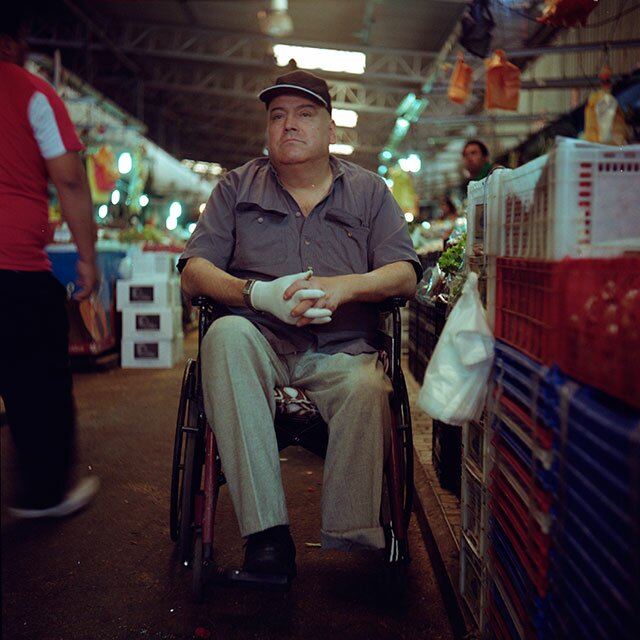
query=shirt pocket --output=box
[234,205,288,270]
[323,208,370,273]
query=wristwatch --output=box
[242,279,259,313]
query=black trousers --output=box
[0,269,76,508]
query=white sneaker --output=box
[8,476,100,519]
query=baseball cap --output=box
[258,70,332,113]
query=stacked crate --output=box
[117,252,184,368]
[476,137,640,638]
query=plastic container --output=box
[495,256,640,408]
[499,137,640,259]
[460,532,487,629]
[461,461,488,555]
[494,258,561,365]
[556,256,640,409]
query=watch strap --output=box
[242,279,259,313]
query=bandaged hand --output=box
[250,270,332,325]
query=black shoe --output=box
[243,525,297,577]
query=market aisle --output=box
[1,332,454,640]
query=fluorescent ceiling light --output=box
[398,154,421,173]
[332,109,358,128]
[273,44,366,74]
[258,0,293,37]
[330,144,354,156]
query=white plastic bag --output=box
[418,272,494,426]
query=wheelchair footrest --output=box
[213,567,292,591]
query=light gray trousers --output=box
[200,315,392,550]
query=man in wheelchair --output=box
[178,70,422,579]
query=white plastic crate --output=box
[461,461,488,557]
[460,531,487,630]
[121,306,182,339]
[116,277,181,310]
[121,335,184,368]
[466,169,509,259]
[463,411,492,483]
[500,137,640,259]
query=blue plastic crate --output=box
[493,341,560,427]
[550,522,634,639]
[492,412,556,491]
[490,519,530,616]
[549,545,633,640]
[550,379,640,514]
[491,573,526,640]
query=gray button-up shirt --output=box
[180,156,422,356]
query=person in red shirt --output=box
[0,8,100,518]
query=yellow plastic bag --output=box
[484,49,520,111]
[448,53,472,105]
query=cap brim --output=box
[258,84,328,109]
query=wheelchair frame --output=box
[170,296,414,601]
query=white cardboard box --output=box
[121,335,184,369]
[131,251,179,280]
[116,277,181,310]
[121,306,182,339]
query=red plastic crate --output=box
[494,257,561,364]
[557,256,640,410]
[495,256,640,409]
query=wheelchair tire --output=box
[192,529,205,603]
[170,359,197,541]
[179,431,199,565]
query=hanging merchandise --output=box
[538,0,599,27]
[389,166,418,216]
[484,49,521,111]
[127,146,151,214]
[86,145,119,204]
[583,65,629,145]
[418,272,495,426]
[459,0,495,59]
[448,53,473,105]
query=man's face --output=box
[266,94,336,166]
[462,143,488,178]
[0,27,29,66]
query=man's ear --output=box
[329,119,337,145]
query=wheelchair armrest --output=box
[191,295,215,309]
[378,297,407,312]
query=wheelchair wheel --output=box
[383,369,414,596]
[192,529,205,603]
[170,358,203,567]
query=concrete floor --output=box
[1,333,456,640]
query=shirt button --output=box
[304,239,310,246]
[295,211,301,217]
[257,216,264,223]
[347,231,353,237]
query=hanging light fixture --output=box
[258,0,294,37]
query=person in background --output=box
[0,7,100,518]
[462,139,493,181]
[439,195,458,222]
[438,194,459,245]
[180,70,422,578]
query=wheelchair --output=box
[170,296,414,602]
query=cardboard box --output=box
[121,306,182,339]
[131,251,178,280]
[116,277,181,310]
[121,335,184,369]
